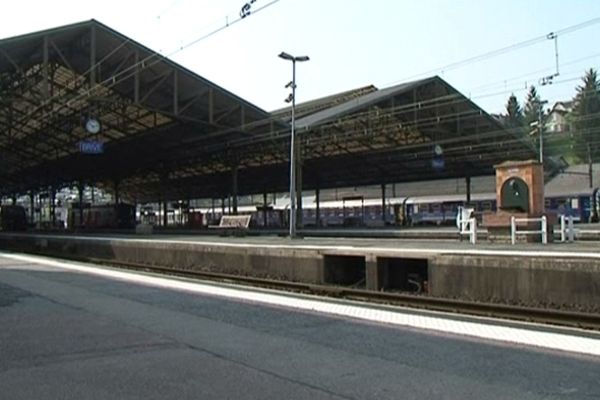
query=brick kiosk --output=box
[483,160,555,243]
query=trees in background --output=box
[504,93,524,133]
[500,69,600,164]
[572,68,600,161]
[524,85,544,129]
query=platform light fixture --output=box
[279,51,309,238]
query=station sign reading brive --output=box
[78,140,104,154]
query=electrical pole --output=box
[538,101,548,164]
[588,143,593,189]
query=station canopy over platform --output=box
[0,20,540,203]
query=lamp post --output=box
[279,51,309,238]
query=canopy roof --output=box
[0,20,539,203]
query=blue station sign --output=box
[78,140,104,154]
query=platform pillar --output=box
[162,201,168,227]
[231,166,238,215]
[366,255,388,291]
[381,184,386,223]
[114,180,120,204]
[466,175,471,204]
[50,188,56,227]
[211,198,216,222]
[262,191,268,227]
[296,161,303,228]
[29,192,35,225]
[77,183,84,227]
[315,187,320,227]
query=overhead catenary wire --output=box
[2,10,600,196]
[385,16,600,86]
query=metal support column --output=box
[78,183,84,227]
[114,180,120,204]
[29,192,35,225]
[50,188,56,227]
[263,191,268,227]
[588,144,593,189]
[381,184,386,223]
[211,198,216,222]
[231,166,238,215]
[163,201,168,227]
[296,158,303,228]
[315,187,320,228]
[466,176,472,204]
[157,201,162,226]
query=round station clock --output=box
[85,118,101,134]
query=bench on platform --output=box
[208,215,252,235]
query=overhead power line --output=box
[387,16,600,86]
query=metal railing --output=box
[456,207,477,244]
[558,215,576,243]
[511,216,547,245]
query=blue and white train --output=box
[193,187,599,228]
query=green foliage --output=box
[504,93,524,132]
[524,85,543,128]
[572,68,600,161]
[544,131,580,164]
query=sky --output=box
[1,0,600,114]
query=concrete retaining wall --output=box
[429,255,600,311]
[0,235,325,284]
[2,233,600,311]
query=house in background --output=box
[545,101,574,133]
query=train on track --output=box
[197,188,599,228]
[3,185,598,231]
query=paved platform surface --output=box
[10,231,600,258]
[1,253,599,399]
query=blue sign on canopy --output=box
[79,140,104,154]
[432,157,445,170]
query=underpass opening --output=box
[381,257,429,293]
[323,255,366,288]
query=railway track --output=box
[16,251,600,331]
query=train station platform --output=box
[0,231,599,313]
[1,252,599,399]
